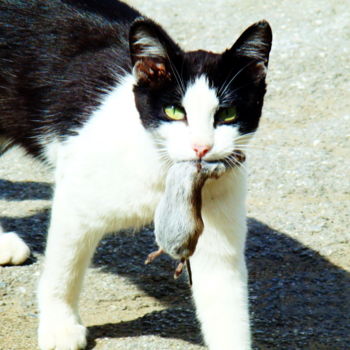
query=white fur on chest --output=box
[49,75,166,233]
[44,73,248,237]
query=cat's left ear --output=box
[224,20,273,80]
[129,18,181,86]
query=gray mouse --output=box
[145,160,230,281]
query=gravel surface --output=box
[0,0,349,349]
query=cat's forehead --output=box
[181,75,219,148]
[181,50,233,99]
[183,50,221,79]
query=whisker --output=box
[226,157,237,169]
[218,60,257,98]
[235,145,268,151]
[150,138,173,170]
[236,144,295,152]
[155,148,173,168]
[227,152,247,171]
[224,154,237,168]
[230,154,247,170]
[235,131,257,141]
[166,53,185,95]
[156,153,172,170]
[229,80,257,95]
[228,157,247,177]
[235,133,256,146]
[152,140,166,147]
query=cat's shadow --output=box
[1,180,349,349]
[0,179,52,201]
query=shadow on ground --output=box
[1,180,349,349]
[0,179,52,201]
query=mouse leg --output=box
[145,248,164,264]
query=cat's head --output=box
[129,18,272,165]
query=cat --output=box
[0,0,272,349]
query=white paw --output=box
[38,318,87,350]
[0,231,31,265]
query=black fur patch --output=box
[0,0,139,158]
[0,0,272,159]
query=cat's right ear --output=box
[129,18,181,87]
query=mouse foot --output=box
[145,250,192,286]
[145,248,164,264]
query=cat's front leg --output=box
[191,248,251,350]
[190,173,251,350]
[37,190,102,350]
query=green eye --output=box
[164,105,186,121]
[216,107,238,123]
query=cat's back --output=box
[0,0,139,52]
[0,0,139,157]
[0,0,140,33]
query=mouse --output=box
[145,159,233,282]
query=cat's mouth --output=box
[202,150,246,169]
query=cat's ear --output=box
[224,20,272,80]
[129,18,181,86]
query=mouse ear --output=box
[129,18,182,86]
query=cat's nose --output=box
[192,144,212,158]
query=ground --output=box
[0,0,349,349]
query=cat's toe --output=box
[38,318,87,350]
[0,232,31,265]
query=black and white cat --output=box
[0,0,272,349]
